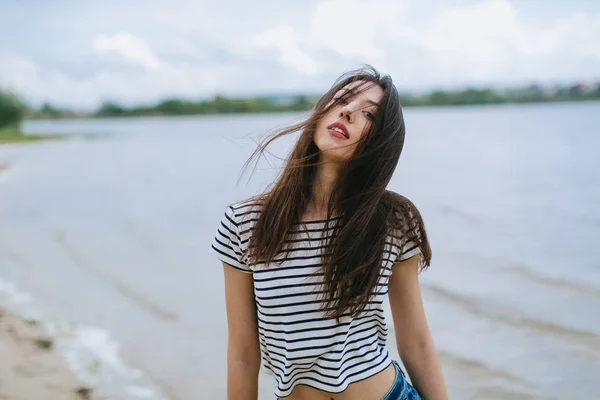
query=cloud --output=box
[295,0,600,87]
[396,0,524,83]
[410,0,600,84]
[93,32,161,70]
[0,51,222,109]
[1,0,599,108]
[251,0,409,75]
[308,0,409,60]
[253,26,320,76]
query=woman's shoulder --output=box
[381,190,427,239]
[225,197,264,225]
[383,190,432,268]
[382,190,422,218]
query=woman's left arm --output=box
[388,254,448,400]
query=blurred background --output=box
[1,0,599,399]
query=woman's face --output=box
[314,80,384,163]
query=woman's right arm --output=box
[222,262,261,400]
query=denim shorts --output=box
[381,360,423,400]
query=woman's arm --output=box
[222,262,261,400]
[388,255,448,400]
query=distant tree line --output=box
[29,95,318,119]
[0,89,47,143]
[0,90,25,129]
[92,95,315,117]
[400,83,600,106]
[16,81,600,120]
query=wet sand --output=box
[0,307,94,400]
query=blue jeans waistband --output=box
[380,360,423,400]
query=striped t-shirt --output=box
[209,200,421,398]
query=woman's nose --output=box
[339,106,355,123]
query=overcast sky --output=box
[1,0,599,109]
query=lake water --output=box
[0,102,599,399]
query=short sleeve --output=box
[209,206,252,273]
[397,240,421,262]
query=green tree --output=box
[40,102,61,118]
[428,91,451,105]
[96,101,126,117]
[155,99,196,114]
[593,82,600,98]
[289,95,313,111]
[0,89,26,129]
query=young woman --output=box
[210,66,447,400]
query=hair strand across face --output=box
[236,64,431,318]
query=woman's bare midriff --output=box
[280,362,396,400]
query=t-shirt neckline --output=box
[295,214,343,224]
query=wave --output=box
[501,264,600,298]
[54,230,179,322]
[448,251,600,299]
[422,283,600,357]
[435,349,564,399]
[438,205,482,224]
[437,348,531,384]
[468,386,561,400]
[0,161,11,183]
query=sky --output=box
[1,0,599,109]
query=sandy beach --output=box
[0,307,93,400]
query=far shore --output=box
[0,128,64,145]
[0,128,108,146]
[25,97,600,121]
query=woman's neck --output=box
[305,161,340,219]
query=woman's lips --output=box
[328,128,348,140]
[327,122,349,139]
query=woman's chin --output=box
[317,148,353,164]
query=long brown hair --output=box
[239,65,431,318]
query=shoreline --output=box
[0,275,166,400]
[0,127,66,145]
[23,98,600,121]
[0,306,94,400]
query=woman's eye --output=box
[364,111,374,120]
[334,96,347,104]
